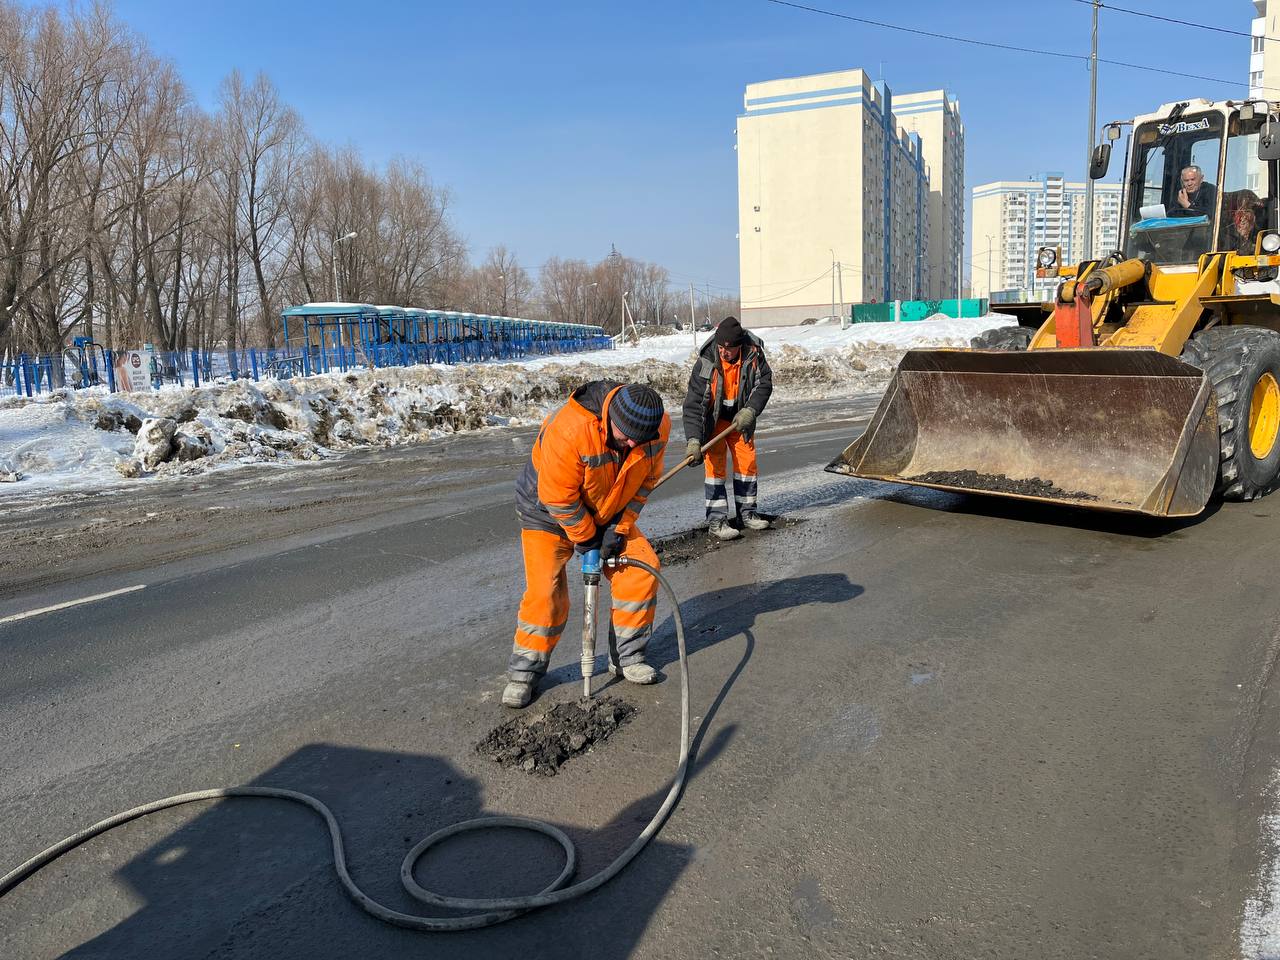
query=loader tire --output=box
[1181,327,1280,500]
[969,325,1034,351]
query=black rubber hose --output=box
[0,556,689,932]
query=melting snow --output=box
[0,315,1015,496]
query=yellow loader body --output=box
[827,253,1280,517]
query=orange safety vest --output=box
[715,358,742,405]
[522,383,670,542]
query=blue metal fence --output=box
[2,333,615,399]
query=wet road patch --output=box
[476,696,636,776]
[654,515,805,567]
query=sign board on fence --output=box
[113,349,153,392]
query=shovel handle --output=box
[651,423,738,493]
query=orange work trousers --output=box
[508,527,660,682]
[703,418,758,520]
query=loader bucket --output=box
[825,348,1219,518]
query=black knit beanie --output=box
[610,384,664,443]
[714,316,746,346]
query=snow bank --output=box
[0,314,1014,495]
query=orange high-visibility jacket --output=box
[515,381,670,543]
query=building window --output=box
[1255,35,1266,54]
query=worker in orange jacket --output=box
[504,380,670,709]
[682,316,773,540]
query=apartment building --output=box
[970,175,1123,301]
[737,68,957,326]
[895,90,965,300]
[1251,1,1280,99]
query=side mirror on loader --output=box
[1260,128,1280,161]
[1089,142,1112,180]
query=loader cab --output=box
[1123,104,1276,265]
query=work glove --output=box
[732,407,756,433]
[575,529,604,556]
[685,438,703,466]
[600,526,625,564]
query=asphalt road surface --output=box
[3,393,1280,959]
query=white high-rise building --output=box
[971,175,1123,301]
[1250,1,1279,98]
[736,68,961,326]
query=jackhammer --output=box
[580,547,603,697]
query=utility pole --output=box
[1084,0,1100,260]
[829,248,837,318]
[689,283,698,356]
[835,262,844,322]
[986,234,994,297]
[705,281,712,328]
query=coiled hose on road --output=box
[0,556,690,932]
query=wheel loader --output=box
[827,97,1280,517]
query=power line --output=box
[1066,0,1264,44]
[765,0,1275,93]
[765,0,1086,63]
[741,267,835,304]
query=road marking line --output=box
[0,584,147,626]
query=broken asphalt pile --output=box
[476,696,636,776]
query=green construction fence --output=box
[851,298,989,324]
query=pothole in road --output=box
[476,696,636,776]
[654,514,807,567]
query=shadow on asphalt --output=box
[53,739,715,959]
[645,573,864,672]
[540,573,864,701]
[870,481,1224,538]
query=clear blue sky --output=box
[109,0,1260,294]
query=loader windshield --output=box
[1124,112,1224,265]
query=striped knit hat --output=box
[610,384,664,443]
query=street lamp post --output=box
[576,281,598,325]
[331,231,357,351]
[331,231,357,302]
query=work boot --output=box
[502,679,536,709]
[740,511,771,530]
[709,518,741,541]
[608,661,659,684]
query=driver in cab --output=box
[1171,165,1216,219]
[1223,189,1266,255]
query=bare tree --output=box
[0,3,136,348]
[218,71,302,346]
[470,245,532,316]
[0,0,711,362]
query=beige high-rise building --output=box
[737,68,956,327]
[895,90,965,300]
[971,175,1122,301]
[1250,1,1280,98]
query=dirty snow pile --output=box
[0,314,1014,493]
